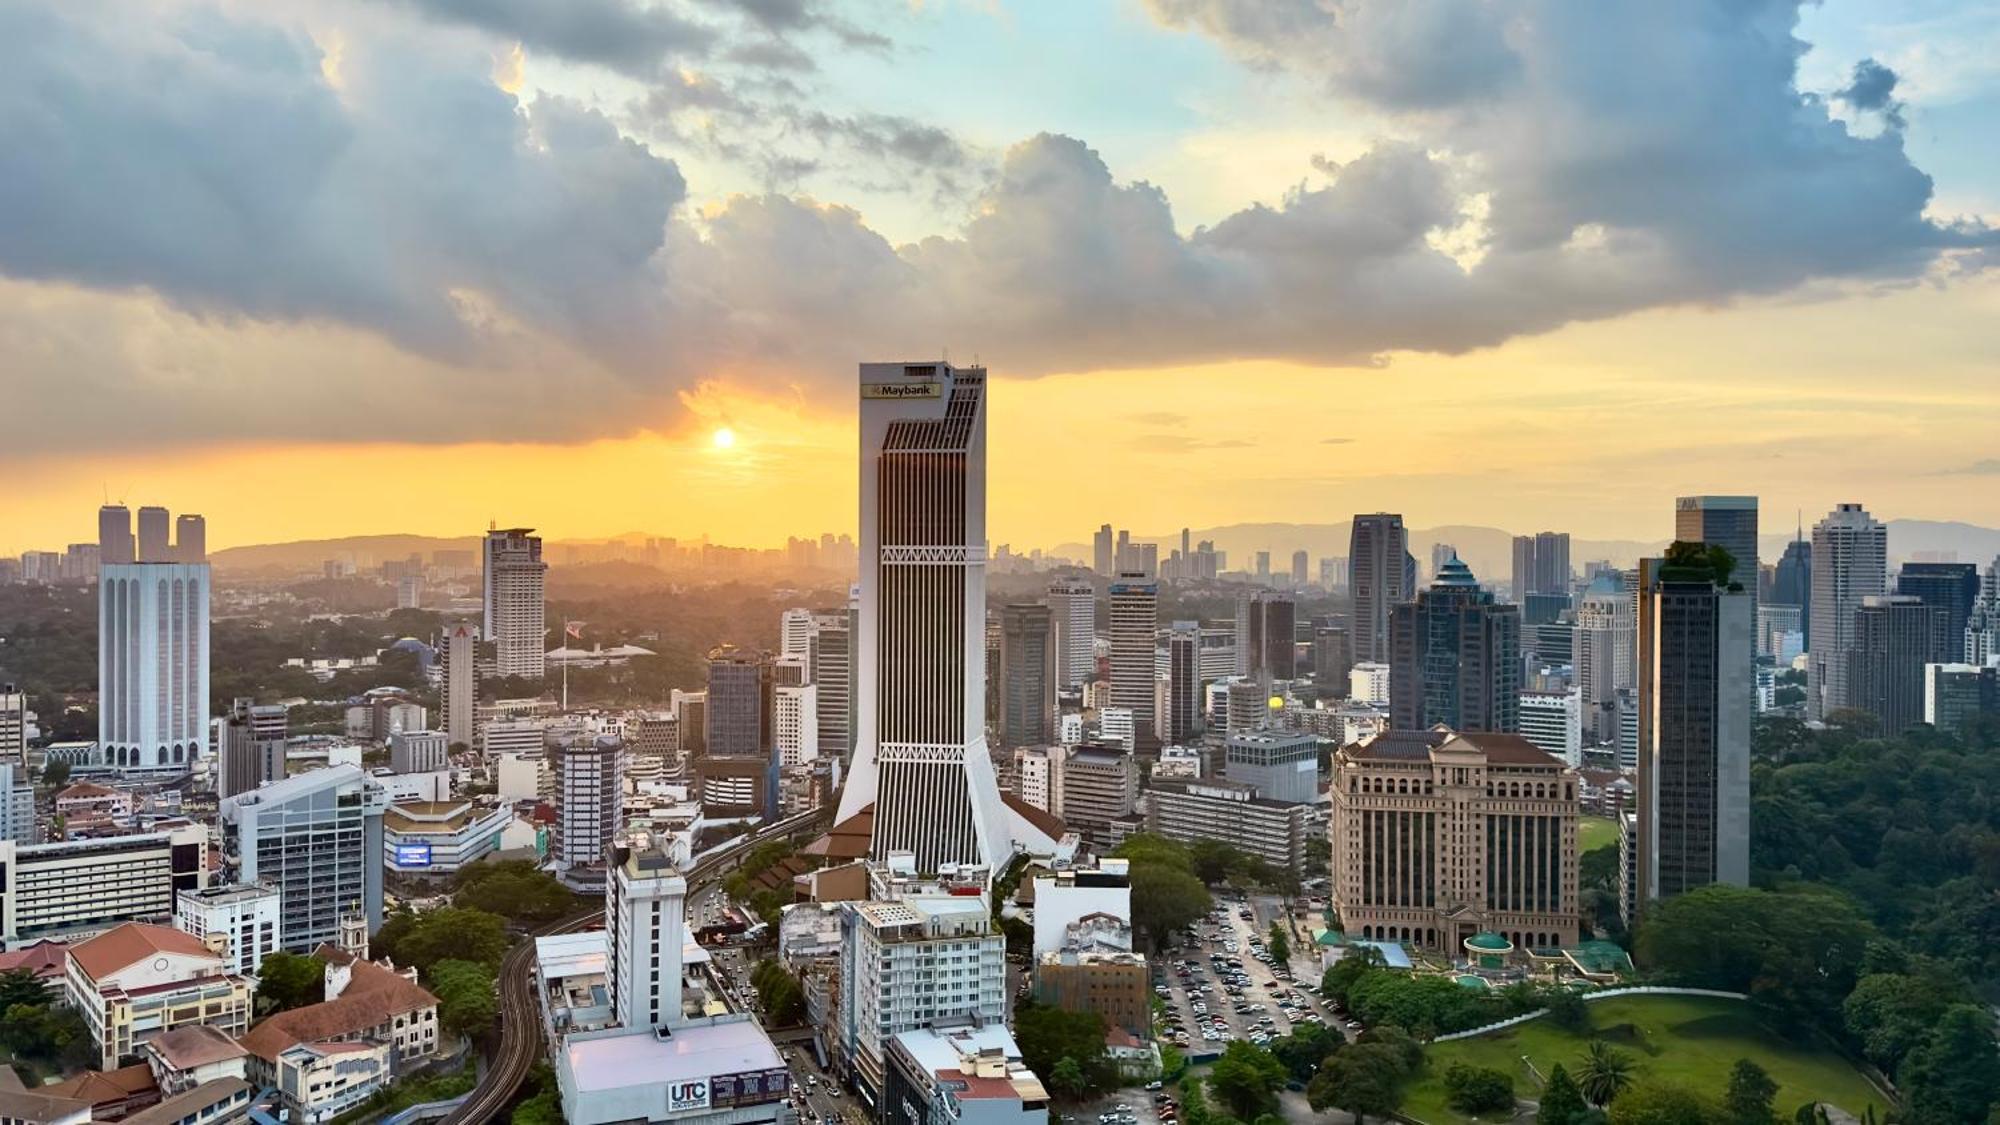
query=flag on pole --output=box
[565,622,583,640]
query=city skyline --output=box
[3,3,1999,554]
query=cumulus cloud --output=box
[0,0,1993,456]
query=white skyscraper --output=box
[1108,574,1159,752]
[483,527,547,679]
[780,607,815,662]
[99,538,211,771]
[439,622,478,749]
[1808,504,1888,721]
[1047,577,1096,690]
[836,362,1010,875]
[605,834,687,1031]
[774,682,819,767]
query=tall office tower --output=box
[808,608,856,761]
[1254,551,1271,580]
[1290,550,1308,587]
[482,527,547,679]
[98,504,135,565]
[1573,573,1636,744]
[1313,623,1352,693]
[1225,729,1317,804]
[704,646,772,758]
[220,764,386,951]
[551,734,624,881]
[1770,532,1812,643]
[1165,621,1202,746]
[1634,550,1751,923]
[99,540,210,770]
[1350,514,1410,664]
[1093,525,1114,577]
[1181,528,1192,562]
[780,608,815,661]
[1047,577,1096,690]
[136,506,171,562]
[218,698,287,798]
[605,834,687,1031]
[1430,542,1458,581]
[1896,562,1980,652]
[1388,556,1521,733]
[1926,664,2000,734]
[773,682,818,769]
[1108,573,1160,754]
[996,603,1056,749]
[438,622,479,749]
[1676,496,1758,651]
[1238,592,1297,680]
[0,684,26,764]
[173,514,206,563]
[838,362,1011,875]
[1807,504,1887,721]
[1330,729,1580,952]
[1848,596,1944,736]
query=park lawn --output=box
[1578,815,1621,854]
[1400,994,1887,1124]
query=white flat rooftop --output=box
[565,1019,783,1092]
[537,927,710,987]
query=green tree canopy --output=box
[1207,1041,1287,1121]
[255,951,325,1016]
[452,860,578,924]
[1014,1003,1112,1098]
[429,958,498,1043]
[1633,884,1873,1027]
[1607,1081,1720,1125]
[1723,1058,1778,1125]
[1538,1063,1590,1125]
[1444,1061,1516,1115]
[1896,1004,2000,1125]
[373,906,509,975]
[1578,1041,1637,1108]
[1306,1037,1412,1125]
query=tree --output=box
[1270,1023,1340,1082]
[1578,1042,1636,1108]
[452,860,577,924]
[1321,945,1385,1004]
[430,958,498,1043]
[1538,1063,1590,1125]
[1544,986,1591,1033]
[1347,968,1493,1037]
[255,951,325,1015]
[374,907,508,975]
[1724,1059,1778,1125]
[1207,1041,1287,1120]
[1127,863,1213,951]
[1048,1057,1091,1099]
[1607,1081,1719,1125]
[1633,884,1873,1028]
[749,959,806,1025]
[0,969,50,1013]
[1266,922,1290,966]
[39,760,69,790]
[1014,1003,1112,1096]
[1842,969,1966,1073]
[1897,1004,2000,1125]
[1444,1062,1516,1115]
[1306,1041,1407,1124]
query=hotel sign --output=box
[862,381,941,400]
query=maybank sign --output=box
[862,381,941,400]
[666,1079,710,1115]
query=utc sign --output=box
[667,1079,711,1115]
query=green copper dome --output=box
[1465,932,1512,952]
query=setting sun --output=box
[711,426,736,450]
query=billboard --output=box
[666,1079,710,1115]
[393,843,433,868]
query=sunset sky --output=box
[4,0,1998,555]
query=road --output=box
[443,809,831,1124]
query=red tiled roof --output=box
[0,939,68,980]
[238,958,437,1063]
[70,924,218,981]
[44,1062,159,1102]
[146,1025,248,1070]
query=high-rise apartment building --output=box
[1060,747,1138,848]
[604,834,688,1032]
[550,735,624,884]
[1312,623,1352,694]
[774,683,819,768]
[1633,551,1751,924]
[1047,577,1096,690]
[996,604,1056,749]
[99,505,210,771]
[136,506,171,562]
[704,646,773,759]
[1329,729,1579,951]
[1388,556,1520,734]
[1848,596,1944,736]
[1107,574,1159,754]
[1511,531,1572,601]
[174,515,207,563]
[838,362,1011,875]
[809,606,856,763]
[220,764,387,952]
[1807,504,1887,721]
[98,504,135,565]
[840,885,1007,1102]
[1093,525,1114,577]
[219,698,287,798]
[1290,550,1308,587]
[1349,514,1411,664]
[780,607,815,661]
[0,684,27,765]
[1573,572,1635,744]
[482,527,547,679]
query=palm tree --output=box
[1577,1041,1635,1107]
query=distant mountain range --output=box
[208,517,2000,580]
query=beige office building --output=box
[1330,728,1579,953]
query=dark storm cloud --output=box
[377,0,717,78]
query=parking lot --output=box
[1153,892,1360,1056]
